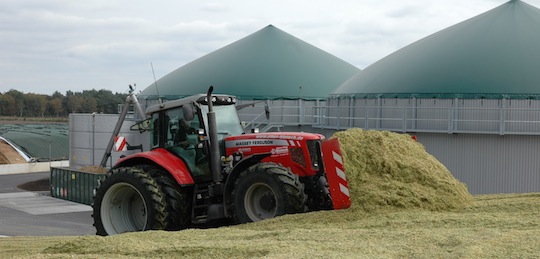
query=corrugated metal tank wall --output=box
[318,98,540,194]
[417,133,540,195]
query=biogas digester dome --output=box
[332,0,540,99]
[325,0,540,196]
[139,25,359,100]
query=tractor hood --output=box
[223,132,326,173]
[225,132,325,150]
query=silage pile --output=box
[39,128,477,258]
[333,128,473,212]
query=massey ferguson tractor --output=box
[92,87,351,235]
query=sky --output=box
[1,0,538,95]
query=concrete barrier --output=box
[0,161,69,175]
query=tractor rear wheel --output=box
[92,167,167,236]
[232,163,307,223]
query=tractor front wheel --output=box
[145,166,192,231]
[232,163,306,223]
[92,167,168,236]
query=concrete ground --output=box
[0,172,95,237]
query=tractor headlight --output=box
[289,147,306,168]
[306,140,321,170]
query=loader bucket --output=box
[321,138,351,210]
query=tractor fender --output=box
[114,148,195,185]
[222,153,271,215]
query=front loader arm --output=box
[321,138,351,210]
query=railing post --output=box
[299,99,304,125]
[449,98,458,134]
[500,98,506,135]
[364,101,369,129]
[348,97,354,128]
[402,107,407,132]
[280,100,284,125]
[314,100,320,126]
[376,98,382,129]
[337,98,341,130]
[323,104,327,127]
[412,97,417,130]
[448,99,453,134]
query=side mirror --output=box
[183,105,194,121]
[241,121,248,128]
[130,118,151,133]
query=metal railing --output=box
[237,99,540,135]
[138,98,540,135]
[313,104,540,135]
[238,103,319,132]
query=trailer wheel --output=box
[145,166,192,231]
[92,167,167,236]
[232,163,307,223]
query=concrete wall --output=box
[0,160,70,175]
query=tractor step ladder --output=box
[191,185,211,223]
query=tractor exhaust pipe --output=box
[206,86,223,183]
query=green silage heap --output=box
[333,128,473,212]
[0,124,68,161]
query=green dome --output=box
[332,0,540,99]
[140,25,359,100]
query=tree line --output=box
[0,89,128,117]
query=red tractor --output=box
[92,87,350,235]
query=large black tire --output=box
[145,166,192,231]
[232,163,307,223]
[92,167,168,236]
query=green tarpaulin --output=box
[0,124,68,161]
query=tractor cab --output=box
[132,94,243,180]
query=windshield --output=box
[200,104,244,138]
